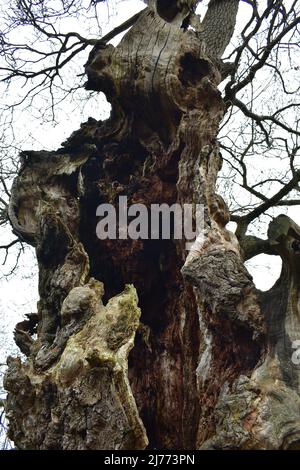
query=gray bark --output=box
[4,0,300,450]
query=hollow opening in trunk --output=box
[245,254,282,291]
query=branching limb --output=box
[0,238,21,265]
[232,171,300,238]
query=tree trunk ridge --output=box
[4,0,300,450]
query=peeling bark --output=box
[4,0,300,450]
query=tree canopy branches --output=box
[0,0,299,266]
[217,0,300,242]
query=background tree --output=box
[1,0,300,449]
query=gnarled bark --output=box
[4,0,300,450]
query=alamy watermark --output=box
[96,196,204,251]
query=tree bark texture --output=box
[4,0,300,450]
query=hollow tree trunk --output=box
[4,0,300,450]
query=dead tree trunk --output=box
[4,0,300,450]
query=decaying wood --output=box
[5,283,147,449]
[4,0,300,450]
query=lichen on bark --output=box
[5,282,147,449]
[4,0,300,450]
